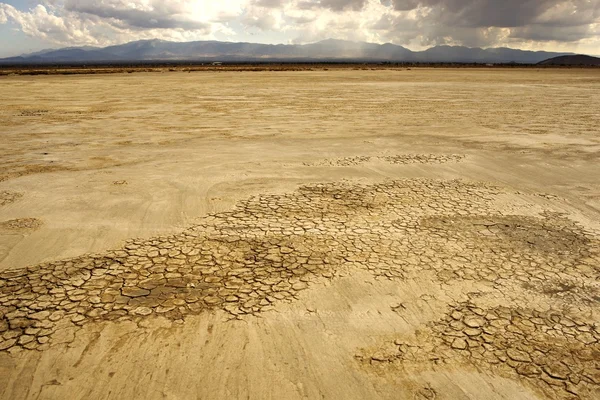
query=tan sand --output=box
[0,68,599,399]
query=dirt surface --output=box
[0,69,599,399]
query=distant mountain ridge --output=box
[538,55,600,66]
[0,39,577,64]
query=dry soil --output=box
[0,68,599,400]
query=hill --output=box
[538,54,600,66]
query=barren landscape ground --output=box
[0,68,599,400]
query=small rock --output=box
[71,278,85,287]
[0,338,17,351]
[541,374,564,387]
[18,335,35,345]
[100,294,115,303]
[9,318,33,329]
[371,352,389,362]
[28,311,51,320]
[464,328,482,337]
[507,348,532,363]
[37,337,50,345]
[450,311,463,320]
[3,330,20,340]
[583,369,600,385]
[23,342,39,350]
[0,270,26,279]
[543,362,570,380]
[451,338,468,350]
[576,333,596,345]
[516,363,541,377]
[49,312,64,322]
[464,317,485,328]
[87,309,105,318]
[292,282,308,291]
[565,382,580,396]
[155,306,176,313]
[24,327,41,335]
[71,314,85,323]
[133,307,152,316]
[121,287,150,297]
[203,296,221,305]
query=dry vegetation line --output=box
[0,176,599,398]
[306,153,465,167]
[0,218,43,231]
[0,191,23,207]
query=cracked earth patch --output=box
[361,301,600,399]
[0,177,599,399]
[0,191,23,207]
[0,218,43,232]
[305,154,466,167]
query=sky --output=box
[0,0,599,57]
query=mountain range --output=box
[0,39,582,64]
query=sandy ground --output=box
[0,69,599,400]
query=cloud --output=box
[0,0,599,52]
[254,0,285,7]
[0,4,102,45]
[378,0,600,47]
[60,0,247,26]
[387,0,600,39]
[318,0,369,11]
[242,4,284,31]
[0,1,243,46]
[62,1,212,30]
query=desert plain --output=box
[0,67,599,399]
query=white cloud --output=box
[0,0,599,52]
[0,4,100,45]
[241,3,284,31]
[0,1,243,47]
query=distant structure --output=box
[211,62,222,66]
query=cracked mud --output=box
[365,302,600,400]
[1,177,599,399]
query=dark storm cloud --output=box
[391,0,599,28]
[510,24,597,42]
[391,0,554,27]
[384,0,600,44]
[63,0,211,30]
[295,0,368,11]
[320,0,368,11]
